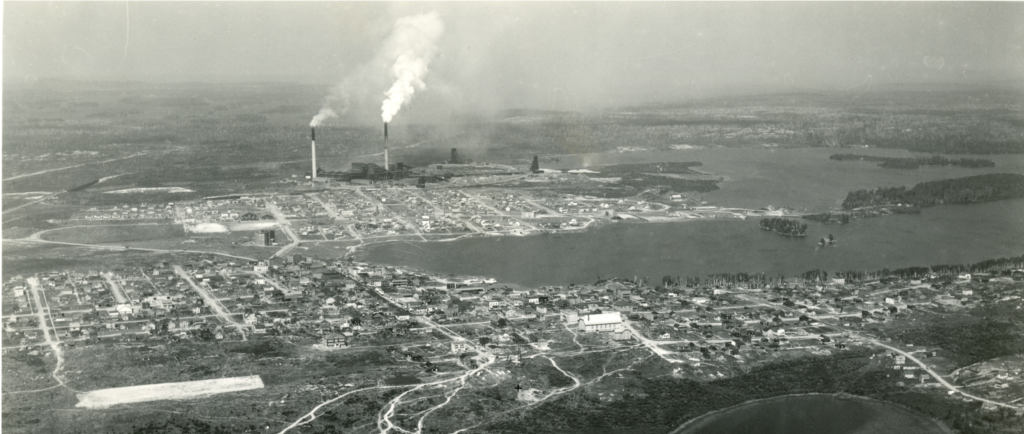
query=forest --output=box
[801,206,922,224]
[829,153,995,169]
[841,173,1024,209]
[882,312,1022,368]
[480,349,1019,434]
[801,212,852,225]
[758,217,807,237]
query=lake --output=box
[551,147,1024,211]
[362,198,1024,287]
[671,394,950,434]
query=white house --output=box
[451,340,471,354]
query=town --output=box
[6,158,1024,433]
[5,238,1023,412]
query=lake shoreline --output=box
[360,199,1024,287]
[667,392,955,434]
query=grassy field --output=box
[40,224,186,244]
[29,224,279,260]
[0,244,186,277]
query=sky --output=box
[4,2,1024,112]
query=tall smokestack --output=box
[383,122,389,176]
[310,127,317,180]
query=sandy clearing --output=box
[185,221,277,233]
[228,221,279,231]
[186,223,229,233]
[517,388,544,402]
[75,375,264,408]
[105,187,194,194]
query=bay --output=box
[553,147,1024,211]
[362,199,1024,287]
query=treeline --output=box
[802,207,921,224]
[597,162,704,174]
[829,153,995,169]
[759,217,807,236]
[802,212,852,224]
[798,254,1024,282]
[653,254,1024,289]
[619,173,720,194]
[842,173,1024,209]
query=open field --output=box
[40,224,186,244]
[75,375,265,408]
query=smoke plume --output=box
[380,12,445,123]
[309,107,337,127]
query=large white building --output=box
[578,312,622,332]
[451,340,471,354]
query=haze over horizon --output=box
[5,2,1023,120]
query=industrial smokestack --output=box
[311,127,317,180]
[383,122,389,176]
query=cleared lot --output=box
[75,375,264,408]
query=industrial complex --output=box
[304,124,536,186]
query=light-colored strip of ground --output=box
[15,278,76,393]
[2,193,58,215]
[75,375,264,408]
[103,272,128,304]
[3,152,148,182]
[5,237,258,262]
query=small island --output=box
[759,217,808,237]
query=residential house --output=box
[321,333,346,347]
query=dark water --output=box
[363,199,1024,286]
[673,394,949,434]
